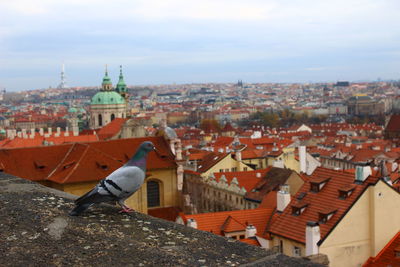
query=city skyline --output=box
[1,0,400,91]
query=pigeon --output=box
[69,141,157,216]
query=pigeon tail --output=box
[69,203,92,216]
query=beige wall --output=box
[58,168,178,214]
[286,172,304,196]
[271,236,305,257]
[201,155,252,178]
[242,158,266,169]
[320,180,400,267]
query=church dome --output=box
[68,107,78,113]
[91,91,125,105]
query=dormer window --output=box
[395,246,400,258]
[63,161,75,170]
[309,177,330,193]
[318,208,337,223]
[34,160,46,170]
[310,183,320,193]
[338,185,356,200]
[96,161,108,170]
[291,202,308,216]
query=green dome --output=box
[0,129,5,134]
[116,65,127,94]
[102,71,112,85]
[68,107,78,113]
[91,91,125,105]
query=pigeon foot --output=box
[119,207,135,213]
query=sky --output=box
[1,0,400,91]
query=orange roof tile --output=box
[221,216,246,232]
[96,118,127,140]
[180,208,274,237]
[241,238,261,246]
[269,167,380,244]
[214,168,271,192]
[148,206,181,222]
[245,167,294,202]
[363,231,400,267]
[0,136,176,184]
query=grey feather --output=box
[69,141,155,216]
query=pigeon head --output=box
[139,141,156,153]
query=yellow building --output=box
[194,152,253,178]
[0,136,180,214]
[268,167,400,267]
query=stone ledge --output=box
[0,173,322,266]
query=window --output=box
[395,249,400,258]
[279,240,283,253]
[225,168,229,172]
[147,180,160,207]
[244,167,248,171]
[239,235,245,239]
[338,185,355,200]
[310,183,320,193]
[318,209,337,224]
[111,114,115,121]
[98,114,103,126]
[219,169,224,172]
[293,246,301,257]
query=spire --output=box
[101,64,112,91]
[116,65,127,97]
[57,63,67,89]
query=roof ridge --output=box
[60,143,90,184]
[45,143,77,180]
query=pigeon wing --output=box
[100,166,146,200]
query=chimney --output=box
[22,129,27,139]
[56,127,61,135]
[236,151,242,161]
[64,127,69,137]
[392,162,398,172]
[72,126,79,136]
[17,131,22,138]
[186,218,197,229]
[30,128,35,139]
[39,128,44,136]
[218,148,224,153]
[305,222,320,256]
[355,166,372,183]
[299,146,307,173]
[256,172,261,178]
[48,127,52,135]
[245,224,257,238]
[277,184,291,212]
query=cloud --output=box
[1,0,400,90]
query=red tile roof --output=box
[213,168,272,192]
[241,238,260,246]
[363,231,400,267]
[386,115,400,132]
[96,118,127,140]
[0,136,176,184]
[179,208,274,237]
[148,206,181,222]
[269,167,380,244]
[245,167,294,202]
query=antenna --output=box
[57,63,68,89]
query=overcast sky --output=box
[1,0,400,91]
